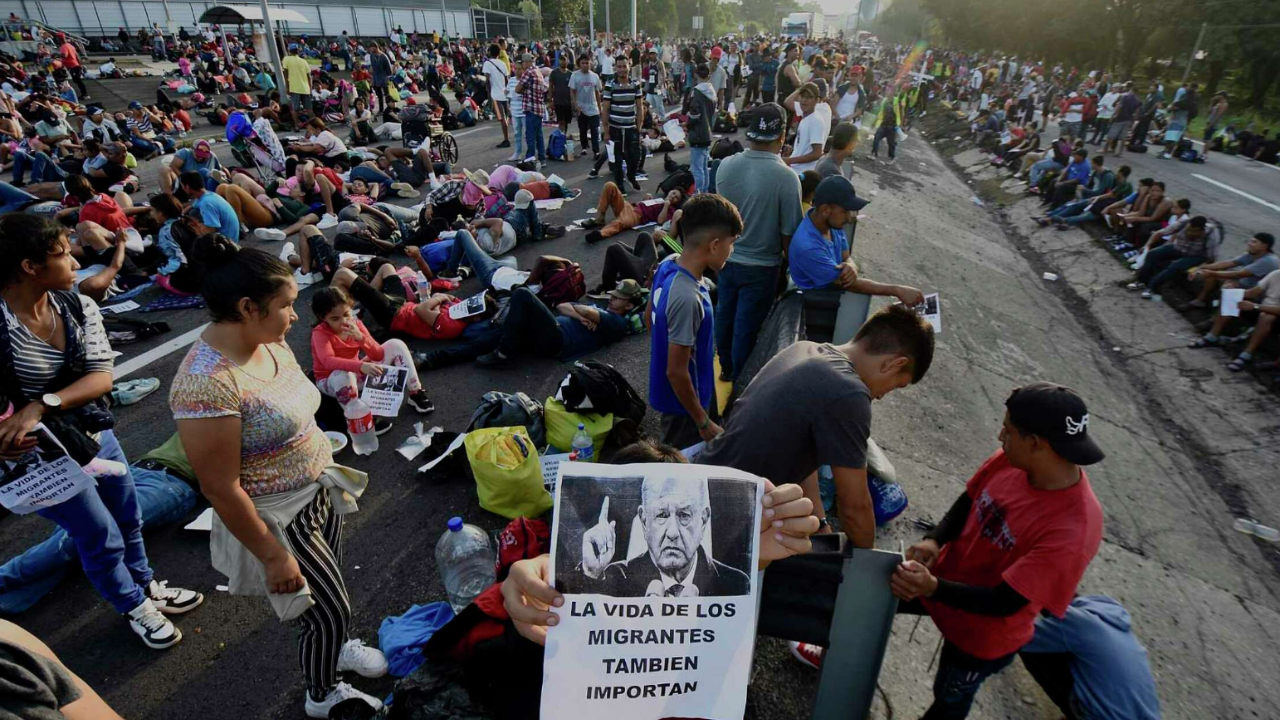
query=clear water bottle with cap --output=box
[571,423,594,461]
[435,517,496,613]
[344,397,378,456]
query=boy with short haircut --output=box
[649,194,743,448]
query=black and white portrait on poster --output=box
[360,365,409,416]
[542,462,763,720]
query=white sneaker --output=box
[278,241,297,263]
[304,682,383,719]
[336,638,389,678]
[505,153,520,162]
[316,214,339,230]
[255,227,287,241]
[429,177,443,190]
[147,580,204,615]
[294,269,323,286]
[127,598,182,649]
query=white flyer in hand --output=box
[918,292,942,332]
[448,293,488,320]
[542,462,763,720]
[360,365,409,417]
[1220,288,1245,317]
[0,425,96,515]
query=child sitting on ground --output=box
[309,287,435,415]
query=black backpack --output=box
[658,167,694,197]
[556,360,645,424]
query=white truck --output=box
[782,12,826,39]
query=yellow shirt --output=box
[282,55,312,95]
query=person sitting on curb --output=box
[1189,268,1280,372]
[1126,216,1221,300]
[1019,595,1163,720]
[1184,231,1278,310]
[582,183,685,245]
[474,280,643,369]
[789,175,925,305]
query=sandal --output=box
[1126,282,1144,291]
[1188,337,1220,349]
[1226,357,1251,372]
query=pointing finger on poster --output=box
[581,496,616,579]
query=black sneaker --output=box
[587,169,600,179]
[413,351,437,372]
[585,230,604,245]
[374,417,394,435]
[629,178,642,192]
[544,224,567,239]
[476,351,515,368]
[406,390,435,414]
[496,140,511,148]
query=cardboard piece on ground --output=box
[184,507,215,531]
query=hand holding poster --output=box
[543,462,763,720]
[448,293,488,321]
[360,365,409,417]
[0,425,96,515]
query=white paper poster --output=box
[542,462,763,720]
[917,292,942,332]
[448,293,488,320]
[360,365,409,417]
[1220,288,1245,317]
[0,425,96,515]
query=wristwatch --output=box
[39,393,62,410]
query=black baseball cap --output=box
[1005,383,1105,465]
[745,102,785,142]
[813,176,869,212]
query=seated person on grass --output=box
[582,183,686,244]
[790,176,925,306]
[1189,268,1280,372]
[1185,231,1278,309]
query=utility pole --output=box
[630,0,636,38]
[606,0,610,37]
[258,0,285,104]
[1181,22,1208,85]
[589,0,594,40]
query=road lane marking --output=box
[1192,174,1280,213]
[113,323,209,381]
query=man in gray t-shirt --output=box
[698,305,935,548]
[1188,232,1278,307]
[713,103,804,382]
[570,56,604,157]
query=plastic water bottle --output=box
[571,423,594,462]
[345,397,378,456]
[435,517,496,613]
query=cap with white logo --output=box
[1005,382,1105,465]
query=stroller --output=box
[226,111,286,183]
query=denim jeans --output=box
[445,229,504,288]
[1028,159,1062,186]
[0,466,196,615]
[922,641,1017,719]
[32,430,154,614]
[0,181,38,212]
[506,203,544,243]
[350,165,395,191]
[872,126,897,159]
[12,151,69,184]
[576,112,601,155]
[714,262,781,380]
[689,145,710,193]
[511,114,526,159]
[1136,244,1203,293]
[525,113,546,162]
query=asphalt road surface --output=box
[3,93,1279,720]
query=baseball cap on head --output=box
[513,188,535,209]
[745,102,785,142]
[1005,382,1105,465]
[812,176,869,212]
[609,278,644,302]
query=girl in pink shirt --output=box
[310,287,434,413]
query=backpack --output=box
[712,111,737,133]
[658,167,694,197]
[537,263,585,307]
[547,129,567,160]
[710,137,743,159]
[555,360,646,425]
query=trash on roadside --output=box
[1042,272,1059,281]
[1234,518,1280,542]
[397,423,445,461]
[971,196,984,206]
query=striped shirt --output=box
[126,114,155,137]
[1,294,114,399]
[603,80,639,128]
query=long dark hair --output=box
[0,214,69,290]
[191,234,292,322]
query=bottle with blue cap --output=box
[434,516,496,613]
[571,423,594,461]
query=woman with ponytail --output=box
[169,235,386,718]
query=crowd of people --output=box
[0,21,1197,720]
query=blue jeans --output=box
[350,165,395,191]
[1136,244,1203,293]
[1028,159,1062,186]
[525,112,546,162]
[506,203,543,243]
[12,151,69,184]
[511,115,526,159]
[1047,199,1089,219]
[33,430,153,614]
[0,181,38,212]
[689,145,710,193]
[714,262,781,380]
[445,229,503,288]
[872,126,897,159]
[0,466,196,615]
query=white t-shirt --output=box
[1062,95,1083,123]
[835,88,860,120]
[790,104,832,173]
[599,52,615,77]
[1097,92,1120,119]
[506,76,523,116]
[311,130,348,157]
[483,58,509,101]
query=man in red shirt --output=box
[888,382,1105,719]
[56,33,88,100]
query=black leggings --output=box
[69,65,88,98]
[599,232,657,291]
[347,277,402,331]
[578,113,601,155]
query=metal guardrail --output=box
[5,16,88,48]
